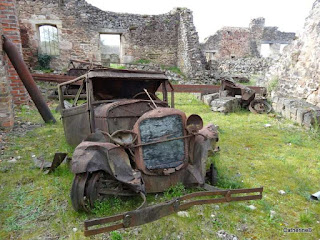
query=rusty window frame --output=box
[58,76,86,109]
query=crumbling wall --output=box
[214,57,272,76]
[202,27,252,60]
[177,8,206,78]
[17,0,180,70]
[16,0,204,79]
[201,17,295,60]
[265,0,320,107]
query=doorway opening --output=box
[100,34,121,66]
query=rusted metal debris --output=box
[2,35,56,123]
[220,79,271,113]
[32,152,68,173]
[249,99,272,114]
[57,68,263,236]
[84,187,263,236]
[311,191,320,201]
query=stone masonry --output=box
[1,0,29,105]
[201,18,295,60]
[16,0,205,79]
[272,97,320,128]
[264,0,320,107]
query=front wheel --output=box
[70,171,136,212]
[206,163,218,186]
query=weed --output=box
[134,59,151,64]
[164,182,186,199]
[110,231,123,240]
[37,53,52,70]
[299,210,313,224]
[217,174,244,189]
[110,63,126,69]
[282,133,303,146]
[92,196,122,216]
[1,93,320,239]
[161,65,187,79]
[267,76,279,93]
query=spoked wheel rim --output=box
[249,99,272,114]
[71,171,138,212]
[86,171,104,208]
[70,172,90,212]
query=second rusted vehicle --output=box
[58,68,263,236]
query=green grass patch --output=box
[1,94,319,239]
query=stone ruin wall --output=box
[17,0,205,79]
[202,28,252,59]
[212,57,272,77]
[201,18,296,60]
[264,0,320,107]
[1,0,207,128]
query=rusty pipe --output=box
[2,35,56,123]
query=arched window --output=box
[39,25,59,56]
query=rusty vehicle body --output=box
[58,68,263,236]
[220,79,271,113]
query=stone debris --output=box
[211,97,240,113]
[247,205,256,210]
[216,230,239,240]
[270,210,276,219]
[202,93,220,105]
[272,97,320,128]
[237,224,248,232]
[177,211,190,218]
[8,157,17,163]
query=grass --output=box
[0,94,320,239]
[110,63,126,69]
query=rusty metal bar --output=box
[30,73,266,96]
[2,35,56,123]
[83,187,263,237]
[32,73,74,83]
[170,84,267,96]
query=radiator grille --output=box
[139,115,185,169]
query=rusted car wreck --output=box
[58,68,263,236]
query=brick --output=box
[1,119,14,128]
[0,3,14,7]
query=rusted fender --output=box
[71,140,144,193]
[192,124,219,182]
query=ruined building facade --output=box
[17,0,205,78]
[265,0,320,107]
[201,18,296,60]
[1,0,207,128]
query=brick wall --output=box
[0,0,29,105]
[0,27,14,129]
